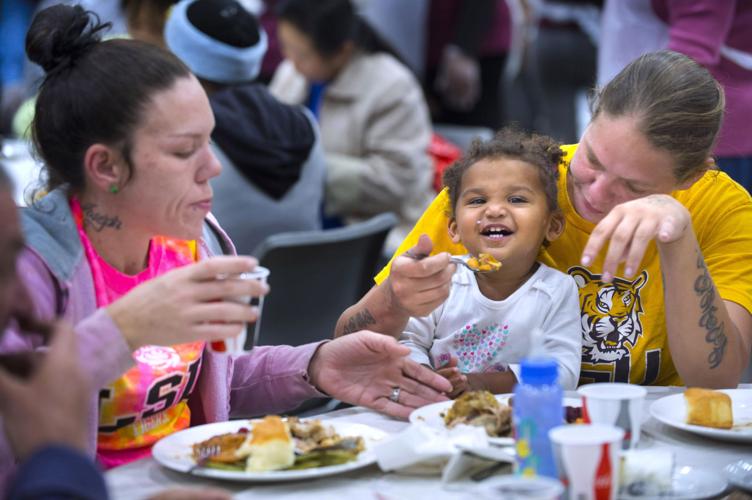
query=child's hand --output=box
[436,356,469,398]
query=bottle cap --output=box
[520,358,558,385]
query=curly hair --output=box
[442,127,564,216]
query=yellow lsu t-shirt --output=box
[377,144,752,386]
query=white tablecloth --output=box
[105,386,752,500]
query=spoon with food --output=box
[464,253,502,272]
[406,251,502,273]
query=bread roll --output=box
[684,388,733,429]
[245,416,295,471]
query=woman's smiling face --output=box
[567,113,680,223]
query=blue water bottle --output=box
[513,357,562,478]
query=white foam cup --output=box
[549,424,624,500]
[577,383,647,449]
[209,266,269,354]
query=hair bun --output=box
[25,4,111,75]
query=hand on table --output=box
[0,321,89,461]
[387,235,455,318]
[581,194,692,282]
[308,331,451,419]
[107,256,269,349]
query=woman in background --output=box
[270,0,434,253]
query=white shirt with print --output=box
[401,260,582,389]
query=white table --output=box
[105,386,752,500]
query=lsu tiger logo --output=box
[569,267,648,364]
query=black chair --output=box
[243,212,397,417]
[743,360,752,383]
[248,212,398,349]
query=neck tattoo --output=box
[81,202,122,232]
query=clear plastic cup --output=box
[549,424,624,500]
[577,382,647,449]
[209,266,269,354]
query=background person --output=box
[270,0,434,253]
[597,0,752,192]
[164,0,326,255]
[338,51,752,389]
[422,0,510,130]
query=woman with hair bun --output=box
[0,3,450,483]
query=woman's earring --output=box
[109,184,119,194]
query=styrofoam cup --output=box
[209,266,269,354]
[549,424,624,500]
[577,383,647,449]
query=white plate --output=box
[409,393,581,446]
[649,389,752,443]
[152,420,387,482]
[725,459,752,493]
[619,465,728,500]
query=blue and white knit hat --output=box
[164,0,268,84]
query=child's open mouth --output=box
[480,225,513,240]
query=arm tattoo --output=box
[341,309,376,335]
[81,203,122,232]
[694,253,727,369]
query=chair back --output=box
[432,123,494,152]
[248,212,398,348]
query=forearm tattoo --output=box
[82,203,122,231]
[341,308,376,335]
[694,253,727,369]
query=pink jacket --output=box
[652,0,752,157]
[0,190,323,490]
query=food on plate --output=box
[243,416,295,471]
[466,253,502,272]
[191,429,248,463]
[564,405,583,424]
[443,390,512,437]
[507,396,582,424]
[620,449,675,497]
[684,387,733,429]
[191,416,365,472]
[287,418,365,470]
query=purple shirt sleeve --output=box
[228,341,328,417]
